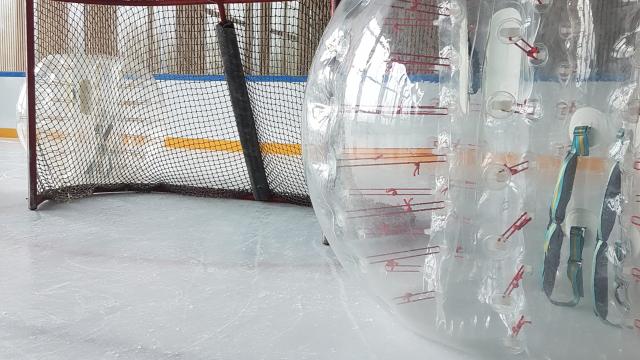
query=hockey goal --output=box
[25,0,331,209]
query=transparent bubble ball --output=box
[303,0,639,358]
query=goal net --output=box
[26,0,331,209]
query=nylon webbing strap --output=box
[567,226,586,302]
[543,126,590,306]
[593,163,621,322]
[593,130,630,326]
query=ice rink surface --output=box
[0,140,474,360]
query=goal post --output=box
[216,18,270,201]
[25,0,331,209]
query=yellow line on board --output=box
[0,128,18,139]
[164,136,302,156]
[260,142,301,156]
[0,129,610,174]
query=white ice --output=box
[0,140,474,360]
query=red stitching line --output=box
[504,265,526,297]
[511,315,531,337]
[498,213,532,243]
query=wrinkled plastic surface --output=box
[303,0,640,358]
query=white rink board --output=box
[0,76,24,129]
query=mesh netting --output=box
[30,0,330,206]
[228,1,330,204]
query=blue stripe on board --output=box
[153,74,225,82]
[0,71,26,78]
[153,73,308,83]
[1,71,437,83]
[407,74,440,83]
[3,69,629,83]
[246,75,307,83]
[380,74,440,83]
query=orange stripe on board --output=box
[536,155,606,173]
[164,139,606,173]
[343,147,435,157]
[164,137,302,156]
[260,142,301,156]
[165,137,243,153]
[0,128,18,139]
[488,152,606,173]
